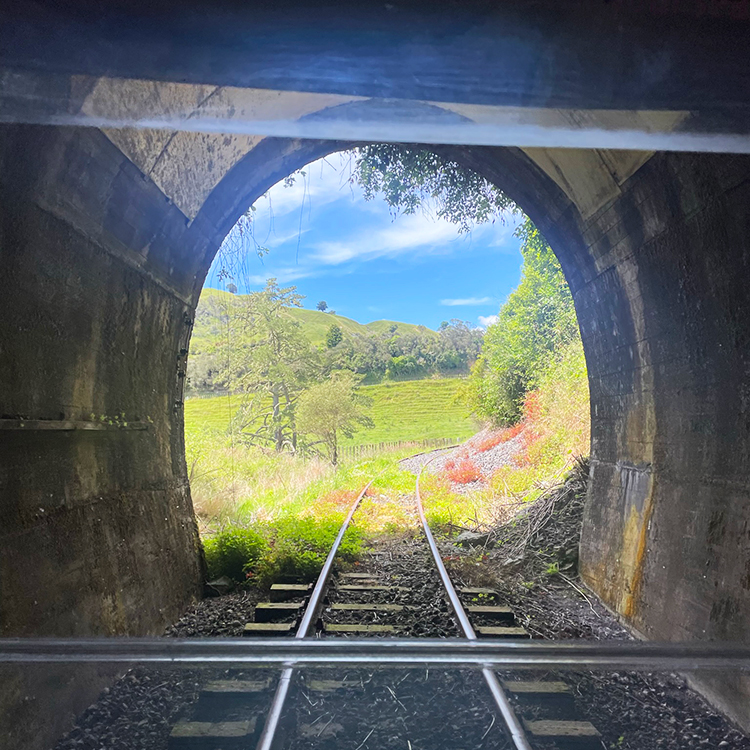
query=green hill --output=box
[185,378,479,447]
[188,287,482,393]
[196,288,434,347]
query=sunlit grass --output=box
[185,377,480,446]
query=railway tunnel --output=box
[2,1,750,747]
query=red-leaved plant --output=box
[474,423,525,453]
[446,458,484,484]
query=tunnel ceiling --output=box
[70,77,685,220]
[0,66,692,221]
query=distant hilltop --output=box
[188,287,482,394]
[196,287,439,347]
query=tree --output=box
[351,144,517,233]
[226,282,238,294]
[297,372,373,465]
[463,218,579,424]
[326,323,343,349]
[219,279,317,451]
[316,300,328,312]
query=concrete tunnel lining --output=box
[2,97,750,748]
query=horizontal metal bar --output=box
[2,638,749,671]
[0,419,149,431]
[4,110,750,155]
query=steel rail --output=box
[3,638,750,670]
[254,477,376,750]
[415,456,533,750]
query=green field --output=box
[184,378,480,446]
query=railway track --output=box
[167,452,604,750]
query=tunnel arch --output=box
[186,133,655,612]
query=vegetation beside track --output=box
[190,336,587,587]
[190,438,491,587]
[191,445,407,586]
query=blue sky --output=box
[204,153,524,330]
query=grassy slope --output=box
[197,287,436,347]
[185,378,479,445]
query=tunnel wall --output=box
[574,151,750,727]
[450,144,750,728]
[0,124,204,745]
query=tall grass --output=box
[488,337,589,502]
[187,420,427,584]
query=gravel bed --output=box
[295,517,512,749]
[165,588,264,638]
[286,667,512,750]
[52,668,203,750]
[399,428,524,490]
[53,590,268,749]
[322,528,460,638]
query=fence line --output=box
[338,436,463,462]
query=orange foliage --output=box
[445,458,484,484]
[523,389,542,421]
[475,423,524,452]
[474,433,504,452]
[501,423,524,442]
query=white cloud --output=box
[252,155,360,219]
[478,314,499,327]
[245,267,318,285]
[314,211,469,265]
[441,296,493,306]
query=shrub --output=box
[203,527,268,581]
[446,457,483,484]
[463,218,579,425]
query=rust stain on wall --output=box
[617,463,654,619]
[622,492,655,619]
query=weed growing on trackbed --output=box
[204,516,365,587]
